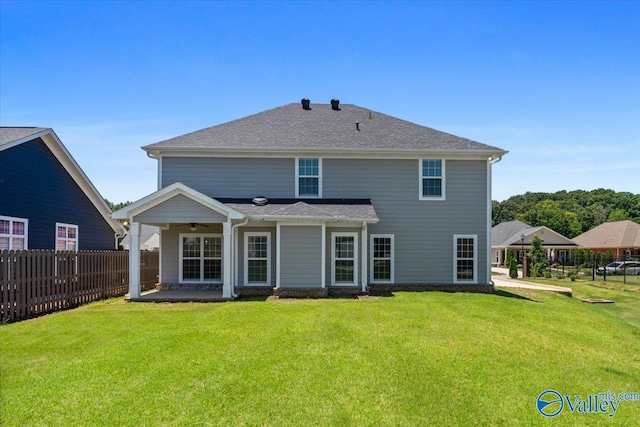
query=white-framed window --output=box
[244,232,271,286]
[454,234,477,284]
[331,232,358,286]
[295,157,322,198]
[0,216,28,250]
[179,234,222,283]
[419,159,445,200]
[56,223,78,251]
[370,234,394,283]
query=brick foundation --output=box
[273,288,329,298]
[367,283,494,294]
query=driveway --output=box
[491,268,572,297]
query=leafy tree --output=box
[607,208,629,222]
[493,189,639,236]
[506,249,518,279]
[529,234,547,278]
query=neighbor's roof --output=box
[220,198,379,223]
[143,103,507,155]
[492,220,577,247]
[0,127,49,147]
[0,126,125,234]
[572,220,640,249]
[492,220,531,247]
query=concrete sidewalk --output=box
[491,268,572,297]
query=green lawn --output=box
[2,291,639,426]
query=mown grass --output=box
[2,291,639,426]
[525,275,640,330]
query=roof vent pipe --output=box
[252,197,268,206]
[356,121,360,131]
[301,98,311,110]
[331,99,340,110]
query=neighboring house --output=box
[113,100,507,299]
[572,220,640,259]
[120,225,160,251]
[491,220,578,265]
[0,127,124,250]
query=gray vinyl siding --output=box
[236,227,276,287]
[160,156,489,285]
[323,159,488,284]
[279,225,323,288]
[133,194,227,224]
[160,224,223,284]
[162,157,294,198]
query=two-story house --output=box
[113,100,507,299]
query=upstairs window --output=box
[296,158,321,197]
[56,223,78,251]
[0,216,28,250]
[420,159,445,200]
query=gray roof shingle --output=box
[143,103,506,153]
[0,127,49,147]
[572,220,640,248]
[220,198,378,222]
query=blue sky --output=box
[1,1,638,203]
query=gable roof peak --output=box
[143,102,508,155]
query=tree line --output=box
[492,189,640,238]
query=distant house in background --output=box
[572,220,640,259]
[120,225,160,251]
[0,127,124,250]
[491,220,578,265]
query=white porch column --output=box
[361,222,368,293]
[223,221,232,298]
[129,222,141,299]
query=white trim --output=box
[361,222,368,292]
[321,223,326,288]
[331,232,358,286]
[419,158,446,201]
[0,215,29,250]
[453,234,478,284]
[295,157,322,198]
[244,232,271,286]
[178,233,223,283]
[486,158,492,285]
[157,156,163,190]
[112,182,245,221]
[276,223,281,288]
[370,234,395,284]
[55,222,79,251]
[129,222,141,299]
[144,148,507,161]
[222,222,232,298]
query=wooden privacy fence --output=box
[0,250,159,323]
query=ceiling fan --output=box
[176,223,211,231]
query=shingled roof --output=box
[220,198,379,222]
[0,127,49,147]
[572,220,640,249]
[143,102,506,154]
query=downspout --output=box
[487,155,504,289]
[230,217,249,298]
